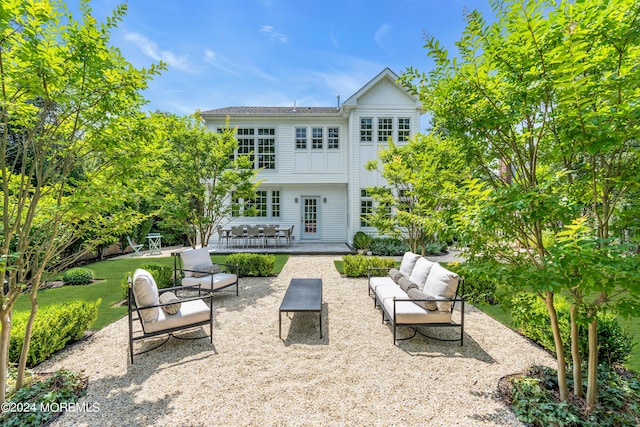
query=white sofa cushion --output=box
[375,283,408,304]
[180,248,213,277]
[409,257,434,291]
[369,276,396,294]
[133,269,159,324]
[384,298,452,324]
[182,273,237,291]
[423,262,459,311]
[399,252,421,276]
[144,299,211,333]
[159,291,181,315]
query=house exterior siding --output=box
[201,68,422,245]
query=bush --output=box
[342,254,396,277]
[61,268,94,286]
[511,294,634,367]
[506,365,640,426]
[9,300,99,366]
[225,253,275,277]
[449,263,499,305]
[370,238,409,256]
[352,231,373,250]
[120,263,175,298]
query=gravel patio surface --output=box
[41,255,555,426]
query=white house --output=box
[200,68,423,245]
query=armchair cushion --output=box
[159,291,181,315]
[182,273,237,291]
[180,248,213,278]
[423,262,459,311]
[133,269,159,324]
[192,264,221,278]
[399,252,421,276]
[409,257,434,291]
[144,299,211,334]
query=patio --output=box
[41,255,554,426]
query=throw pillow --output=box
[133,269,159,324]
[409,257,434,291]
[398,252,421,276]
[423,262,459,311]
[159,291,181,315]
[388,268,403,283]
[397,276,418,293]
[191,264,221,278]
[407,288,438,311]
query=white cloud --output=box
[202,49,275,82]
[260,26,288,43]
[124,32,193,72]
[374,23,392,53]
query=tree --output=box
[365,133,467,254]
[400,0,640,408]
[158,113,257,248]
[0,0,163,402]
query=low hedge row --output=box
[10,300,99,367]
[225,253,275,277]
[342,254,396,277]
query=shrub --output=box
[9,300,99,366]
[511,293,634,367]
[225,253,275,277]
[120,263,175,298]
[352,231,373,250]
[61,268,94,286]
[2,369,88,427]
[342,254,396,277]
[449,263,499,305]
[370,238,409,256]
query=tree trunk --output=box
[0,311,11,403]
[544,291,569,401]
[570,304,583,397]
[15,280,40,391]
[586,318,598,408]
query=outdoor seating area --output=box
[41,255,556,426]
[217,225,295,248]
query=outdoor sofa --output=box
[368,251,465,345]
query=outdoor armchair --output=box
[173,247,239,295]
[128,268,213,363]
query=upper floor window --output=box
[312,128,323,149]
[328,127,339,149]
[360,118,373,142]
[360,189,373,227]
[398,118,411,142]
[257,128,275,169]
[295,127,307,149]
[378,118,393,143]
[235,127,276,170]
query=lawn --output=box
[14,254,289,331]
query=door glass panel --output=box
[304,198,317,234]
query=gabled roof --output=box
[201,106,341,116]
[341,67,421,110]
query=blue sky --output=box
[73,0,496,126]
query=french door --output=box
[301,196,320,240]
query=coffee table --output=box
[279,278,322,339]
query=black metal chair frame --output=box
[128,281,214,364]
[171,252,240,296]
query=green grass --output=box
[14,254,289,331]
